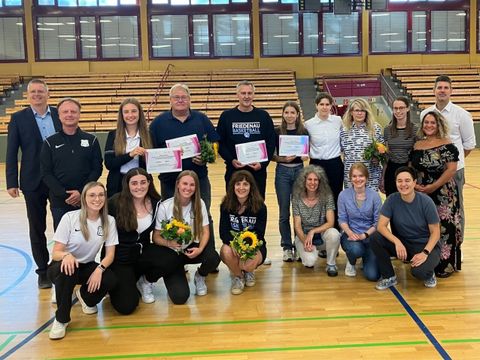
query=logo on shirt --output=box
[97,226,104,236]
[81,139,90,147]
[232,122,261,138]
[55,144,65,149]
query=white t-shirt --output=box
[305,114,342,160]
[120,130,141,174]
[53,210,118,263]
[155,197,209,246]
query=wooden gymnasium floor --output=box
[1,152,480,360]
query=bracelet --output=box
[364,232,369,239]
[422,249,430,256]
[98,264,106,272]
[62,253,71,260]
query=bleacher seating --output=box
[0,70,300,133]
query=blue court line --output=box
[390,286,452,360]
[0,317,55,360]
[0,244,32,297]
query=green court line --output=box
[420,310,480,316]
[0,331,30,336]
[0,335,16,352]
[442,338,480,344]
[49,340,429,360]
[60,312,407,333]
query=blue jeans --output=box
[340,232,380,281]
[275,164,303,250]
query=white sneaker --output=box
[194,269,207,296]
[244,272,256,287]
[231,276,245,295]
[263,257,272,265]
[345,262,357,277]
[283,249,294,262]
[49,319,69,340]
[136,275,155,304]
[75,288,98,315]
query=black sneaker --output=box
[326,265,338,277]
[38,274,52,289]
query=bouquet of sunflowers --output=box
[230,228,263,261]
[200,135,218,164]
[363,139,388,165]
[160,218,193,252]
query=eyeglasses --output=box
[87,193,105,199]
[393,106,407,111]
[171,96,190,102]
[352,109,366,113]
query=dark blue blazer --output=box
[6,106,61,192]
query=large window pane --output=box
[262,13,298,56]
[303,13,318,55]
[193,14,209,57]
[213,14,250,56]
[80,16,96,59]
[100,15,139,58]
[151,15,188,57]
[37,16,76,59]
[412,11,426,52]
[431,10,466,52]
[323,13,359,54]
[371,12,406,53]
[0,17,25,60]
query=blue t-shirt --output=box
[381,192,439,246]
[150,110,219,181]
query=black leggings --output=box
[108,262,139,315]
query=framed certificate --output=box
[165,134,201,159]
[278,135,309,156]
[145,148,182,174]
[235,140,268,165]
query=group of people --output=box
[5,76,475,340]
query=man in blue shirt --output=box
[6,79,61,289]
[150,83,220,263]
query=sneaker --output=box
[283,249,294,262]
[263,257,272,265]
[375,276,398,290]
[136,275,155,304]
[75,288,98,315]
[424,274,437,288]
[49,319,69,340]
[231,276,245,295]
[318,250,327,258]
[244,272,256,287]
[345,262,357,277]
[38,274,52,289]
[194,269,207,296]
[293,248,301,262]
[326,265,338,277]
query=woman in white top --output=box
[152,170,220,302]
[48,182,118,340]
[304,93,344,227]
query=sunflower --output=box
[239,231,258,249]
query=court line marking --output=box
[0,336,15,353]
[0,244,32,297]
[390,286,452,360]
[48,340,430,360]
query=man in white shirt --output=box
[420,75,476,254]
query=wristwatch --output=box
[364,232,369,239]
[422,249,430,256]
[98,264,107,272]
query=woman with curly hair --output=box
[292,165,341,275]
[410,111,460,278]
[340,98,384,191]
[104,98,152,196]
[220,170,267,295]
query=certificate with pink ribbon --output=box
[145,148,182,174]
[165,134,201,159]
[235,140,268,165]
[278,135,309,156]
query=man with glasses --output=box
[6,79,61,289]
[150,83,220,281]
[420,75,476,270]
[40,98,103,230]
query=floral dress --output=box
[410,143,461,273]
[340,122,384,191]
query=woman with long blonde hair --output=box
[104,98,152,196]
[340,98,384,191]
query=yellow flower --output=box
[165,223,173,230]
[240,231,258,249]
[213,142,219,160]
[376,143,387,154]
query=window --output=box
[262,13,299,56]
[431,10,466,52]
[37,16,77,59]
[303,13,318,55]
[412,11,426,52]
[151,15,189,57]
[323,13,359,54]
[0,16,25,60]
[0,0,23,5]
[151,0,247,4]
[36,0,137,6]
[213,14,250,56]
[371,12,407,53]
[100,15,139,58]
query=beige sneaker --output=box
[231,276,245,295]
[49,319,69,340]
